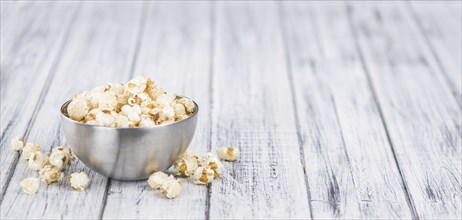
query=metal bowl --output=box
[60,97,198,181]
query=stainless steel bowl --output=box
[60,97,198,181]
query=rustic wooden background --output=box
[1,1,461,219]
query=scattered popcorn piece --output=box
[174,149,200,177]
[67,98,90,121]
[160,175,182,199]
[20,178,40,195]
[39,165,64,184]
[28,151,49,171]
[11,136,24,151]
[49,146,75,171]
[22,143,42,160]
[202,152,223,179]
[217,147,241,161]
[192,166,215,185]
[174,156,200,177]
[147,171,168,189]
[69,172,90,191]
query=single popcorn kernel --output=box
[28,151,49,171]
[69,172,90,191]
[192,166,215,185]
[20,178,40,195]
[22,143,42,160]
[202,152,223,179]
[49,146,75,171]
[11,136,24,151]
[218,147,241,161]
[174,149,200,177]
[160,175,182,199]
[147,171,168,189]
[39,165,64,184]
[67,98,90,121]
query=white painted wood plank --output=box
[0,1,79,199]
[208,2,311,219]
[102,2,211,219]
[281,2,414,219]
[348,2,462,219]
[0,2,144,219]
[409,1,462,106]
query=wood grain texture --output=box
[409,1,462,106]
[0,1,79,200]
[101,2,212,219]
[0,2,143,219]
[208,2,311,219]
[281,2,413,219]
[348,1,462,219]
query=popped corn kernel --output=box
[11,136,24,151]
[114,114,131,128]
[192,166,215,185]
[218,147,241,161]
[39,165,64,184]
[139,115,156,127]
[67,98,90,121]
[95,110,115,127]
[177,97,195,113]
[20,178,40,195]
[49,146,75,171]
[160,175,182,199]
[174,156,200,177]
[107,83,125,95]
[28,151,49,171]
[202,153,223,179]
[147,171,168,189]
[69,172,90,191]
[90,92,117,110]
[22,143,42,160]
[126,76,148,94]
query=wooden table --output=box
[1,1,461,219]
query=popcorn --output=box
[176,97,195,113]
[126,76,148,94]
[202,152,223,179]
[20,178,40,195]
[67,76,195,127]
[160,175,182,199]
[90,92,117,110]
[49,146,75,170]
[69,172,90,191]
[192,166,215,185]
[11,136,24,151]
[147,171,168,189]
[22,143,41,160]
[174,150,200,177]
[218,147,240,161]
[39,165,64,184]
[28,151,49,171]
[67,98,90,121]
[95,110,115,126]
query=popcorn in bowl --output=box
[66,76,196,127]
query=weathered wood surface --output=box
[102,2,211,219]
[208,2,311,219]
[0,1,79,200]
[1,2,143,219]
[348,1,461,219]
[281,2,413,219]
[409,1,462,106]
[0,1,461,219]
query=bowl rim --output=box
[60,95,199,130]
